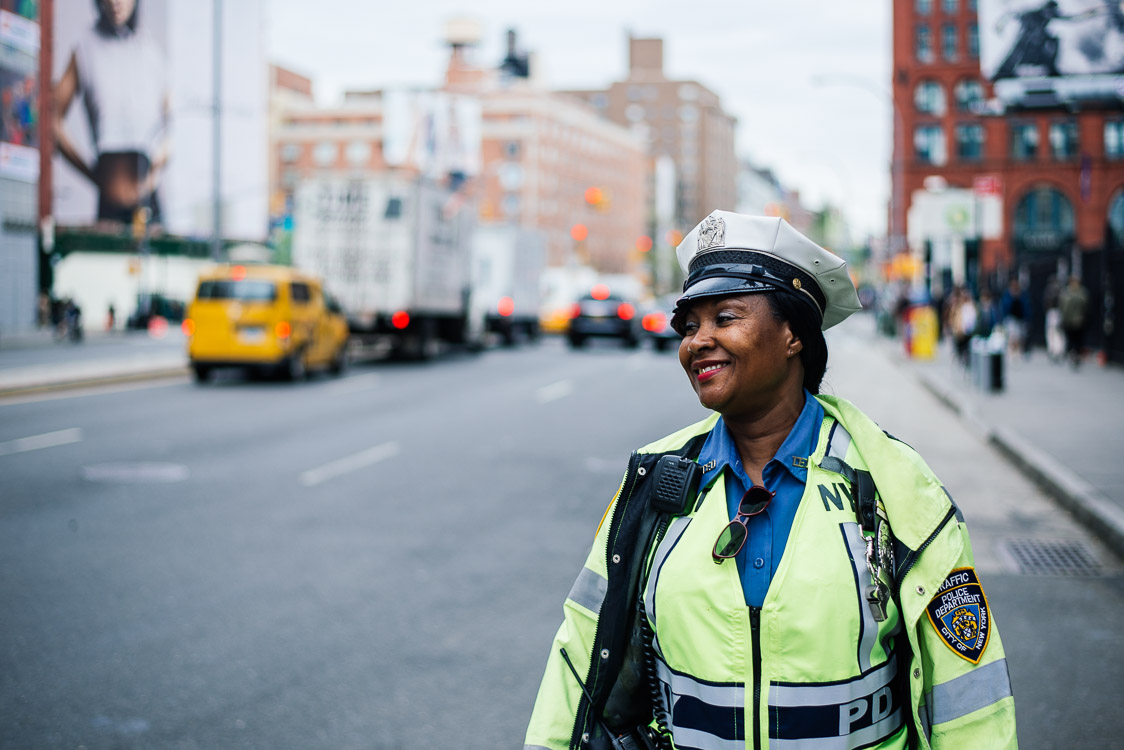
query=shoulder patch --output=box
[926,567,992,664]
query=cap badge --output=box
[697,215,725,251]
[793,278,803,290]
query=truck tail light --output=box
[497,297,515,317]
[391,311,410,329]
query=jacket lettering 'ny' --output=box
[525,395,1017,750]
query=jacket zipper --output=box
[569,452,643,749]
[749,606,762,750]
[892,506,956,599]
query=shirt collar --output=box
[698,392,824,486]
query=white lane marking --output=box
[299,441,399,487]
[0,428,83,457]
[322,373,379,395]
[536,379,574,404]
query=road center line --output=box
[0,428,84,457]
[299,441,399,487]
[536,379,574,404]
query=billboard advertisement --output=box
[52,0,267,239]
[979,0,1124,106]
[0,5,39,182]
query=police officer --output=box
[525,212,1016,750]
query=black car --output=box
[567,289,640,348]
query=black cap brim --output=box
[670,277,778,334]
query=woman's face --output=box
[677,294,803,418]
[100,0,136,28]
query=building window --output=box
[955,123,984,161]
[280,143,301,163]
[1011,123,1039,160]
[942,24,958,61]
[1105,120,1124,159]
[1109,191,1124,245]
[916,25,934,63]
[1014,187,1075,253]
[942,0,958,13]
[917,0,932,14]
[626,104,646,122]
[1049,121,1079,160]
[954,79,984,112]
[345,141,370,165]
[313,141,337,166]
[914,80,947,115]
[914,124,947,165]
[591,93,608,110]
[968,24,979,58]
[504,140,521,158]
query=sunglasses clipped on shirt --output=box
[712,484,776,563]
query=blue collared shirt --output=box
[697,392,825,607]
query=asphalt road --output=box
[1,326,1121,749]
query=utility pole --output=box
[211,0,223,260]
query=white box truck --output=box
[469,225,546,346]
[292,175,479,358]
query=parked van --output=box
[183,264,349,382]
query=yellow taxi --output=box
[183,264,349,382]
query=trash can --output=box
[970,334,1004,392]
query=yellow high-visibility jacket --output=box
[525,395,1017,750]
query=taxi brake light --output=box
[231,265,247,281]
[181,318,196,336]
[275,321,291,339]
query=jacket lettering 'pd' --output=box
[524,395,1017,750]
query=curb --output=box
[0,365,190,399]
[915,369,1124,560]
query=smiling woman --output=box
[525,211,1017,750]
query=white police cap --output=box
[673,211,861,330]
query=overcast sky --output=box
[267,0,893,238]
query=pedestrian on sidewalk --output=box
[1059,275,1089,368]
[976,287,1001,338]
[526,212,1017,750]
[947,286,978,368]
[1001,277,1031,358]
[1043,274,1065,362]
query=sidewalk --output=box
[870,319,1124,558]
[0,328,188,396]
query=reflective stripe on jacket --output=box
[525,395,1017,750]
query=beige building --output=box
[563,36,739,234]
[269,39,647,276]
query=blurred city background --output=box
[2,1,1124,748]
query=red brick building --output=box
[892,0,1124,359]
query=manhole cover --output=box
[81,462,189,484]
[1002,538,1103,577]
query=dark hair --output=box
[765,292,828,394]
[95,0,140,34]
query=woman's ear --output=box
[786,335,803,358]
